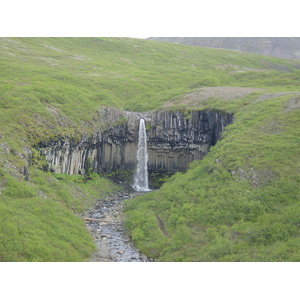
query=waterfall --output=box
[133,118,150,192]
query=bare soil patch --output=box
[281,93,300,112]
[164,87,265,108]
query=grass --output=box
[124,92,300,261]
[0,167,121,262]
[1,37,300,261]
[1,38,300,146]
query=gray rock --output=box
[38,108,232,176]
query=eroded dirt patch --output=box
[164,87,265,108]
[155,215,170,238]
[282,93,300,112]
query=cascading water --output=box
[133,118,150,192]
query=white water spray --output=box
[133,118,150,192]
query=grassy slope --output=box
[1,37,300,261]
[124,91,300,261]
[0,169,120,261]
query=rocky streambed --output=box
[84,191,153,262]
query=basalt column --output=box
[145,110,233,173]
[38,108,233,177]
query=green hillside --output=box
[124,91,300,261]
[1,37,300,261]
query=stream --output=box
[85,191,153,262]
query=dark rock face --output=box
[38,108,233,176]
[146,109,232,173]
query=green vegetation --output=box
[0,168,120,261]
[124,93,300,261]
[1,37,300,261]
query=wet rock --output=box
[86,191,150,262]
[92,213,101,218]
[141,255,147,262]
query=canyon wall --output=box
[38,107,233,176]
[146,109,233,173]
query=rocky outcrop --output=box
[146,109,233,173]
[37,107,233,177]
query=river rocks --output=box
[85,191,151,262]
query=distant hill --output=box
[148,37,300,60]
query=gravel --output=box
[85,191,153,262]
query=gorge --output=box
[2,37,300,264]
[37,107,233,186]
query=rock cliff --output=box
[37,107,233,178]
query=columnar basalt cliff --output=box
[146,109,233,173]
[38,107,233,178]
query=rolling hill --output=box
[148,37,300,60]
[1,37,300,261]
